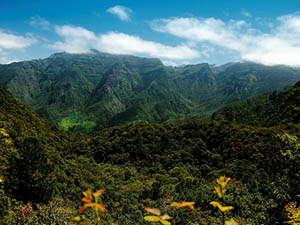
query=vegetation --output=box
[2,75,300,224]
[59,112,96,134]
[213,87,290,125]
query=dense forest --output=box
[1,75,300,224]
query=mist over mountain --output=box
[1,51,300,132]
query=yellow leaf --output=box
[225,218,239,225]
[161,214,172,220]
[81,196,92,203]
[80,204,91,214]
[220,206,234,212]
[210,201,234,212]
[144,216,160,222]
[82,189,92,197]
[214,186,224,198]
[160,219,171,225]
[5,139,12,145]
[170,201,195,209]
[0,130,9,137]
[79,203,106,214]
[93,189,104,198]
[216,176,231,189]
[145,208,161,216]
[72,216,82,222]
[93,203,106,212]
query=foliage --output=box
[213,88,289,125]
[2,79,300,224]
[37,198,76,224]
[59,112,96,134]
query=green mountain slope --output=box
[213,79,300,127]
[1,51,300,133]
[213,87,290,125]
[2,82,300,224]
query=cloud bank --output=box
[107,5,132,21]
[50,25,200,60]
[151,12,300,66]
[9,11,300,67]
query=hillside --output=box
[1,51,300,132]
[1,81,300,224]
[213,87,290,125]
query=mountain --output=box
[213,86,290,125]
[213,79,300,127]
[1,51,300,132]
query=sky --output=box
[1,0,300,66]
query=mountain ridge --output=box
[1,51,300,132]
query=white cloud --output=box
[49,12,300,66]
[50,25,97,53]
[152,17,249,52]
[243,13,300,65]
[107,5,132,21]
[29,16,50,30]
[0,30,36,49]
[0,30,35,64]
[242,11,252,18]
[161,60,179,66]
[50,25,200,60]
[96,32,200,59]
[151,13,300,66]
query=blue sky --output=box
[1,0,300,66]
